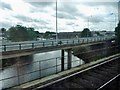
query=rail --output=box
[35,51,120,90]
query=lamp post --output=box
[110,13,117,28]
[56,0,58,44]
[88,15,92,29]
[87,15,92,37]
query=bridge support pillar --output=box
[61,50,64,71]
[67,49,72,69]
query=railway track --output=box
[35,54,120,90]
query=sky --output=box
[0,0,119,32]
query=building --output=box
[57,32,81,39]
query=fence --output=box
[1,36,114,52]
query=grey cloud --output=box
[29,2,54,7]
[0,22,13,29]
[52,3,80,19]
[57,12,76,19]
[44,27,53,30]
[14,15,34,22]
[58,3,78,14]
[56,3,88,20]
[66,22,75,25]
[85,16,104,23]
[38,25,54,31]
[57,2,117,21]
[0,1,12,10]
[66,22,80,29]
[84,2,118,10]
[28,2,55,13]
[84,2,117,7]
[14,15,49,24]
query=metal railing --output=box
[1,45,119,89]
[1,36,114,52]
[1,55,81,89]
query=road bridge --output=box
[1,36,114,59]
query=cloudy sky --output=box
[0,0,119,32]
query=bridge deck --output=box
[2,41,105,59]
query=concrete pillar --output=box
[61,50,64,71]
[67,49,72,69]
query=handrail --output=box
[1,36,114,52]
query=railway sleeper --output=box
[72,77,97,89]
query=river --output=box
[0,50,84,89]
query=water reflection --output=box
[1,50,84,89]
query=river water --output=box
[0,50,84,89]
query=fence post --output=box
[43,42,45,47]
[16,60,20,86]
[78,39,79,43]
[32,43,34,48]
[19,44,21,50]
[73,40,74,44]
[67,40,68,44]
[87,38,88,43]
[52,41,54,46]
[3,45,6,51]
[39,61,41,78]
[56,58,57,73]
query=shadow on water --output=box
[2,55,33,69]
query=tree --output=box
[8,25,29,41]
[27,27,37,40]
[81,28,92,37]
[8,25,38,42]
[0,28,7,38]
[34,31,40,37]
[43,31,55,39]
[115,21,120,45]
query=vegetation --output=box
[72,45,117,64]
[0,25,58,42]
[0,28,7,38]
[7,25,40,42]
[72,46,92,63]
[81,28,92,37]
[115,21,120,45]
[43,31,56,39]
[95,31,103,36]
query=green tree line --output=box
[81,28,92,37]
[1,25,40,42]
[115,21,120,45]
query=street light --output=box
[87,8,99,29]
[88,15,92,29]
[110,13,117,28]
[56,0,58,44]
[87,15,92,37]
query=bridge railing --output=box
[1,36,114,52]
